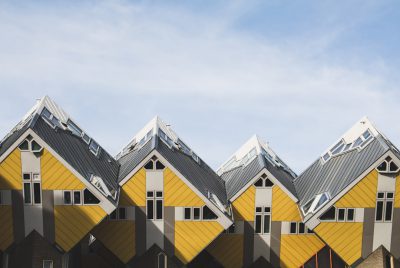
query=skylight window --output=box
[89,140,100,156]
[67,120,82,137]
[301,192,330,216]
[376,156,400,174]
[90,175,112,197]
[40,108,60,128]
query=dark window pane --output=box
[144,161,154,170]
[147,200,154,219]
[202,206,217,220]
[33,183,41,204]
[307,228,314,233]
[299,223,305,234]
[184,208,191,220]
[155,161,165,170]
[390,162,399,172]
[73,191,81,204]
[338,209,345,221]
[385,201,393,221]
[158,253,166,268]
[31,140,42,152]
[347,209,355,221]
[378,192,385,199]
[387,192,394,199]
[256,207,262,213]
[227,224,235,233]
[193,208,200,220]
[255,215,262,233]
[254,178,263,187]
[147,191,154,197]
[290,222,297,234]
[376,201,384,221]
[264,178,274,187]
[156,200,163,220]
[156,191,163,198]
[320,206,336,221]
[19,140,29,150]
[24,183,31,204]
[64,191,72,204]
[119,208,127,220]
[109,210,117,220]
[377,161,387,171]
[263,215,270,234]
[83,189,100,204]
[264,207,271,213]
[23,173,31,181]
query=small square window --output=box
[156,191,163,198]
[256,207,262,213]
[378,192,385,199]
[264,207,271,213]
[147,191,154,198]
[23,173,31,181]
[387,192,394,199]
[33,174,40,181]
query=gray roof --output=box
[0,114,120,205]
[118,136,228,205]
[294,135,391,206]
[221,154,297,200]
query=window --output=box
[147,191,163,220]
[337,208,345,221]
[108,207,128,220]
[302,192,330,216]
[225,224,235,234]
[41,108,59,128]
[193,207,201,220]
[23,173,41,205]
[347,208,355,221]
[376,192,394,222]
[64,189,100,205]
[82,133,91,144]
[83,189,100,204]
[63,191,72,205]
[89,140,100,156]
[18,140,29,151]
[43,260,53,268]
[255,206,271,234]
[290,222,297,234]
[158,253,167,268]
[253,174,274,188]
[184,206,217,220]
[67,120,82,137]
[144,158,165,171]
[202,206,218,220]
[320,206,336,221]
[119,207,127,220]
[31,140,43,153]
[377,157,400,174]
[184,208,191,220]
[18,138,43,153]
[73,191,81,205]
[289,222,310,234]
[320,207,355,222]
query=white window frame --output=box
[376,191,394,223]
[320,206,356,222]
[146,191,163,221]
[254,175,274,188]
[254,206,271,234]
[23,172,42,205]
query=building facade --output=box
[0,97,400,268]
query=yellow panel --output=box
[175,221,223,264]
[280,234,325,268]
[54,205,106,251]
[0,205,14,251]
[272,186,301,222]
[232,186,255,221]
[120,168,146,206]
[0,149,22,190]
[335,170,378,208]
[207,234,243,268]
[395,175,400,208]
[314,222,363,265]
[41,149,85,190]
[92,221,135,263]
[164,168,205,207]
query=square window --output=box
[147,191,154,198]
[156,191,163,198]
[264,207,271,213]
[256,207,262,213]
[32,174,40,181]
[23,173,31,181]
[387,192,394,199]
[378,192,385,199]
[109,210,117,220]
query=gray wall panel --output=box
[11,190,25,244]
[164,207,175,257]
[42,190,55,243]
[391,208,400,258]
[136,206,147,256]
[243,221,254,267]
[362,208,375,258]
[270,221,281,268]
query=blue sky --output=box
[0,0,399,173]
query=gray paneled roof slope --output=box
[218,135,297,200]
[294,117,400,212]
[0,96,120,204]
[116,116,228,206]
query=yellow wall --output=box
[395,174,400,208]
[335,170,378,208]
[175,221,223,264]
[0,205,13,251]
[315,222,362,265]
[41,149,85,190]
[92,221,135,263]
[119,168,146,206]
[207,234,243,268]
[232,185,255,221]
[164,168,205,207]
[54,205,106,251]
[272,186,301,222]
[0,149,22,190]
[280,234,325,268]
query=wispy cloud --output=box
[0,0,399,172]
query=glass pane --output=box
[155,161,165,170]
[184,208,191,220]
[23,173,31,181]
[33,183,41,204]
[390,162,399,172]
[31,140,42,152]
[43,260,53,268]
[298,223,305,234]
[255,215,262,234]
[119,208,127,220]
[202,206,217,220]
[264,178,274,187]
[320,206,336,221]
[387,192,394,199]
[83,189,100,204]
[73,191,81,204]
[193,208,200,220]
[156,191,163,198]
[64,191,71,205]
[377,162,387,172]
[264,207,271,213]
[256,207,262,213]
[376,201,384,221]
[147,191,154,197]
[109,210,117,220]
[24,183,31,204]
[385,201,393,221]
[263,215,270,234]
[338,209,345,221]
[254,178,263,187]
[290,222,297,234]
[158,254,166,268]
[378,192,385,199]
[156,200,163,219]
[144,161,154,170]
[147,200,154,220]
[18,140,29,151]
[347,209,355,221]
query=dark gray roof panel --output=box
[295,137,389,206]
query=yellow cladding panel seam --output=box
[54,205,106,251]
[0,206,14,251]
[92,221,135,263]
[207,234,243,268]
[0,149,22,190]
[120,168,146,206]
[272,186,301,222]
[314,222,363,265]
[280,234,325,268]
[41,149,85,190]
[395,175,400,208]
[335,170,378,208]
[232,186,255,221]
[175,221,223,264]
[164,168,205,207]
